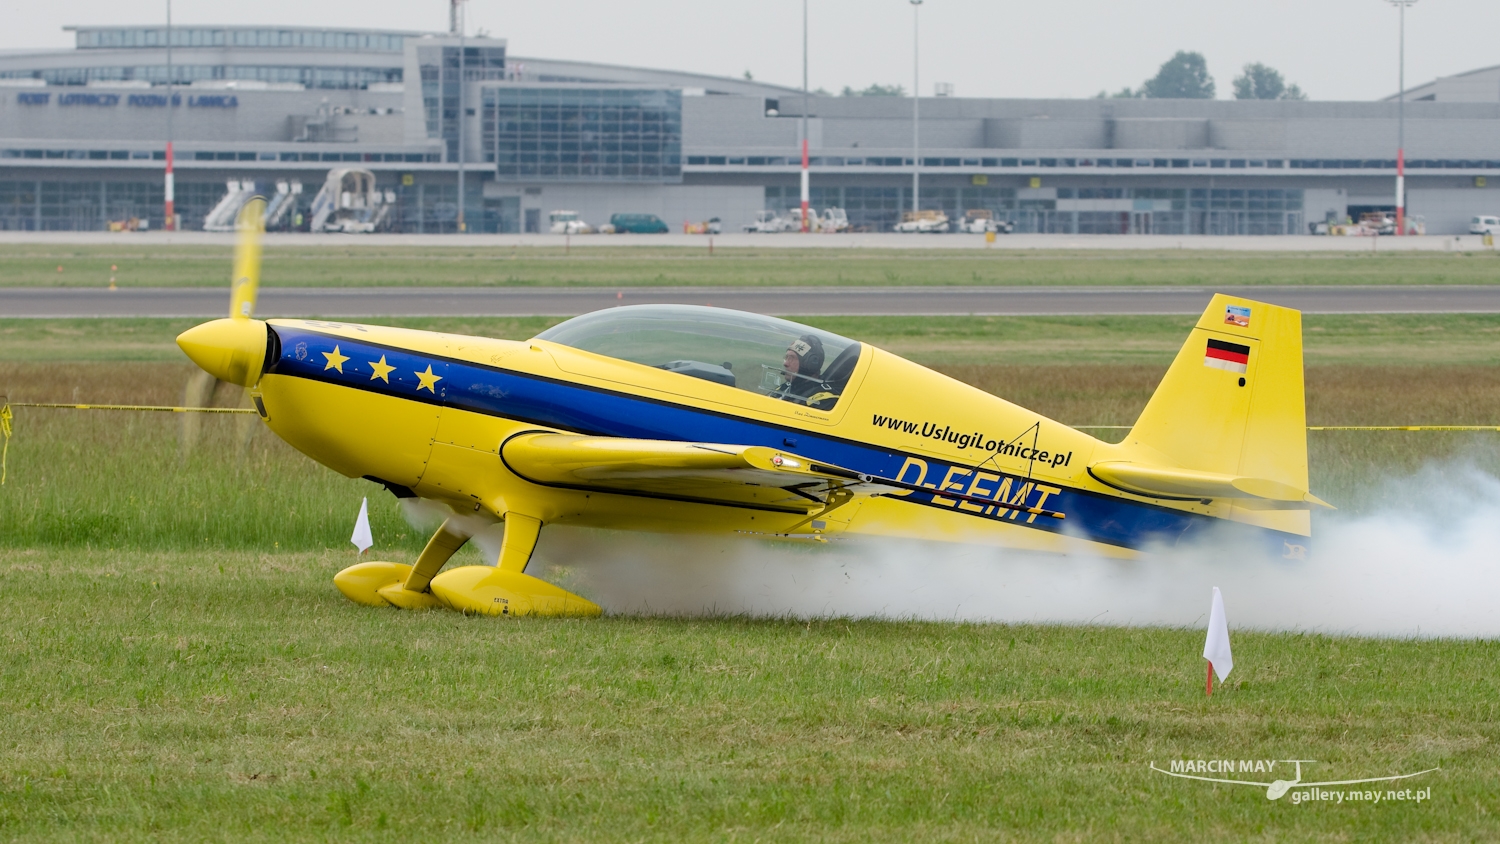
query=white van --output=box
[1470,215,1500,235]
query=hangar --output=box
[2,23,1499,234]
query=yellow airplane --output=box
[178,202,1330,618]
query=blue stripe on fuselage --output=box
[267,326,1297,552]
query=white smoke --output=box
[528,461,1500,639]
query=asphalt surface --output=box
[5,285,1500,318]
[2,287,1500,320]
[4,230,1498,251]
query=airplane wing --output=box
[501,433,1068,520]
[500,433,886,514]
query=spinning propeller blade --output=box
[176,197,271,456]
[229,197,266,319]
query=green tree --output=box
[1140,51,1215,99]
[840,83,907,97]
[1232,63,1308,100]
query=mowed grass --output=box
[10,313,1500,365]
[5,242,1500,288]
[2,548,1496,842]
[4,313,1499,548]
[2,314,1498,840]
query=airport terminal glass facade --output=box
[72,27,411,51]
[418,45,507,161]
[484,87,683,182]
[0,65,402,88]
[767,185,1304,235]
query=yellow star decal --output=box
[322,345,349,373]
[369,355,395,383]
[414,365,442,393]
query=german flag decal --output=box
[1204,338,1250,373]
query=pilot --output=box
[775,334,826,403]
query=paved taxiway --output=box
[3,231,1499,252]
[5,285,1500,318]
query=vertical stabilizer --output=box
[1123,294,1310,535]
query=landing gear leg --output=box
[332,518,471,610]
[429,513,600,617]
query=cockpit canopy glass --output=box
[536,305,863,409]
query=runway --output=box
[5,285,1500,318]
[2,230,1497,252]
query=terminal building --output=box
[2,23,1500,235]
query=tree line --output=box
[834,52,1306,101]
[1101,52,1305,100]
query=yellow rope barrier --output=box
[1073,425,1500,431]
[1307,425,1500,431]
[0,403,1492,488]
[0,402,255,485]
[0,403,11,486]
[3,403,256,414]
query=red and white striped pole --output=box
[164,0,175,231]
[1396,148,1405,237]
[164,140,175,231]
[799,0,810,233]
[800,137,810,233]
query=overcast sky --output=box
[4,1,1495,101]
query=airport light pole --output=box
[454,0,467,233]
[1389,0,1417,236]
[910,0,922,217]
[799,0,810,232]
[164,0,174,231]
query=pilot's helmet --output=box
[788,334,825,377]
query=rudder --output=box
[1123,294,1311,536]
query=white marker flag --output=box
[1203,586,1233,682]
[350,497,373,554]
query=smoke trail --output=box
[529,462,1500,639]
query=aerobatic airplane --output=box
[177,203,1329,617]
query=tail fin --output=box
[1120,294,1316,535]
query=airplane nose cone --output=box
[176,318,270,388]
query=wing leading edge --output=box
[499,433,1066,521]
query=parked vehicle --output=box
[684,217,722,234]
[1471,215,1500,235]
[743,210,796,233]
[817,207,850,232]
[954,209,1014,234]
[1362,211,1397,236]
[549,210,594,234]
[608,213,669,234]
[894,210,949,233]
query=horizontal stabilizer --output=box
[1089,461,1333,510]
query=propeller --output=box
[180,197,268,458]
[229,197,265,319]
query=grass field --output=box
[4,243,1500,288]
[2,313,1498,840]
[3,548,1495,842]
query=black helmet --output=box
[788,334,825,377]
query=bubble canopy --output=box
[535,305,863,408]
